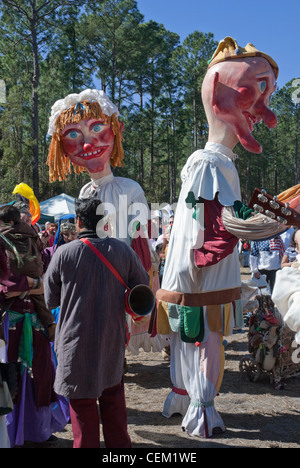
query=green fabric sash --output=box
[8,311,45,375]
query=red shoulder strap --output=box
[80,238,127,289]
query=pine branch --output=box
[2,0,30,20]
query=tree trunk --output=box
[193,78,197,151]
[150,95,154,184]
[149,65,155,184]
[246,158,251,201]
[139,84,144,183]
[169,91,177,203]
[30,1,40,197]
[274,130,278,194]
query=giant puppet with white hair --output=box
[155,37,297,438]
[47,89,167,354]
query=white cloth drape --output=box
[162,332,190,418]
[79,174,150,247]
[181,332,225,437]
[272,266,300,344]
[80,173,165,355]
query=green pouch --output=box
[183,306,200,338]
[180,306,205,343]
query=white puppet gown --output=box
[156,142,287,437]
[79,173,169,354]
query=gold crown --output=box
[208,36,279,80]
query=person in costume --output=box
[249,236,285,293]
[46,89,166,354]
[0,248,11,448]
[0,204,56,340]
[44,198,149,448]
[0,184,69,447]
[51,216,77,250]
[156,37,289,437]
[280,228,297,268]
[60,219,78,244]
[0,221,68,447]
[42,216,78,324]
[42,222,57,248]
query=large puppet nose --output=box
[263,108,277,129]
[83,143,94,153]
[256,104,277,129]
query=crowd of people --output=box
[150,210,174,287]
[239,226,299,294]
[0,202,68,447]
[0,196,173,448]
[1,36,299,448]
[0,196,299,448]
[0,200,84,448]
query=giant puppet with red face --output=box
[47,89,167,355]
[156,37,288,437]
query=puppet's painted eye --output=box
[93,124,104,133]
[69,131,79,139]
[259,80,267,93]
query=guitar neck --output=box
[248,188,300,229]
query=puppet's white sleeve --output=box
[222,206,287,240]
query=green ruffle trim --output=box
[234,200,253,220]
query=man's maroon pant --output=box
[69,379,131,448]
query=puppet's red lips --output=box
[242,112,259,132]
[76,147,108,160]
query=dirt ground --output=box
[23,268,300,449]
[49,334,299,449]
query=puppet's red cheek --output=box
[62,138,82,157]
[97,126,115,145]
[236,87,256,109]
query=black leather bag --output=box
[0,362,19,399]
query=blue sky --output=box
[136,0,300,90]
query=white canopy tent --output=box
[40,193,76,222]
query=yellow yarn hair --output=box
[47,101,124,182]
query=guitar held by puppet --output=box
[248,185,300,229]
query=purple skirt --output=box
[4,314,69,447]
